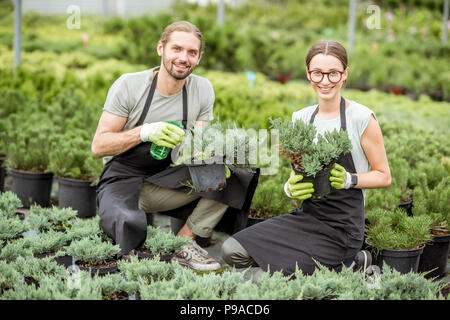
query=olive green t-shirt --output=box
[102,67,215,163]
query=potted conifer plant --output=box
[365,208,433,274]
[269,117,352,200]
[48,131,103,218]
[136,226,190,262]
[65,235,121,277]
[413,176,450,278]
[1,117,55,208]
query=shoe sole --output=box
[171,257,221,271]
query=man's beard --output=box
[162,55,195,80]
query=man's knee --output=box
[221,237,254,268]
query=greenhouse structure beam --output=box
[13,0,22,74]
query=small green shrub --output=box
[65,236,120,267]
[365,208,433,255]
[0,191,23,218]
[0,215,27,242]
[139,226,190,256]
[269,117,352,176]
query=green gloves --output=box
[330,163,349,189]
[287,170,314,201]
[225,165,231,179]
[140,122,184,149]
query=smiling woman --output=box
[222,39,392,278]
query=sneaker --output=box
[171,239,221,271]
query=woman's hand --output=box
[287,170,314,200]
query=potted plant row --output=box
[1,116,55,208]
[64,235,121,277]
[269,117,352,200]
[365,208,433,274]
[412,176,450,278]
[48,131,103,218]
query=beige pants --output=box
[138,181,228,238]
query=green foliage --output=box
[65,236,120,267]
[24,230,69,256]
[412,176,450,234]
[26,205,77,232]
[140,226,190,255]
[0,215,27,242]
[270,117,352,176]
[117,255,184,283]
[65,216,104,242]
[0,238,33,263]
[93,273,139,299]
[365,208,433,253]
[48,130,103,180]
[0,191,23,218]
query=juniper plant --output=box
[269,117,352,177]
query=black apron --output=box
[232,97,365,276]
[97,71,260,256]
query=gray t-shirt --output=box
[102,67,215,163]
[291,100,376,202]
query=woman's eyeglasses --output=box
[308,70,344,83]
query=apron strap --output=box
[309,96,346,131]
[137,71,188,128]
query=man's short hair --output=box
[160,21,204,55]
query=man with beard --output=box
[91,21,227,271]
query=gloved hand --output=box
[225,165,231,179]
[287,170,314,200]
[329,163,347,189]
[140,122,184,149]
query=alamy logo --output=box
[66,5,81,30]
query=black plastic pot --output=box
[11,169,53,208]
[57,177,97,218]
[0,154,6,192]
[187,163,227,192]
[34,252,74,269]
[418,234,450,279]
[136,249,173,262]
[246,217,266,228]
[77,260,118,277]
[292,163,334,200]
[398,200,413,217]
[373,245,425,274]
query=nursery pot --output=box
[76,259,118,277]
[292,163,334,200]
[187,162,226,193]
[11,169,53,208]
[373,245,425,274]
[57,177,97,218]
[398,200,413,217]
[136,249,173,262]
[418,234,450,279]
[246,217,266,228]
[34,252,74,269]
[0,154,6,192]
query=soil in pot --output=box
[57,177,97,218]
[11,169,53,208]
[292,162,334,200]
[76,259,118,277]
[418,233,450,279]
[104,291,129,300]
[372,245,425,274]
[34,252,74,269]
[136,248,173,262]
